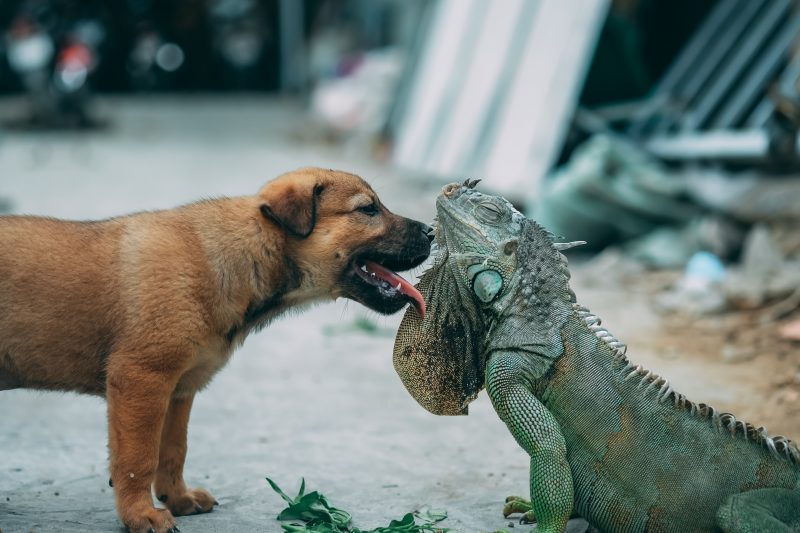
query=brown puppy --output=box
[0,168,431,533]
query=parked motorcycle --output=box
[207,0,270,89]
[4,2,105,128]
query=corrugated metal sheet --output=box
[391,0,609,197]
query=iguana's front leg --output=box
[486,351,573,533]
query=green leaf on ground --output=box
[322,317,396,337]
[414,509,448,524]
[266,478,449,533]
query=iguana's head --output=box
[393,180,581,416]
[431,180,526,303]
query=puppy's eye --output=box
[356,203,379,216]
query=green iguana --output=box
[392,180,800,533]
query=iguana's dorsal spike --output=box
[553,241,587,251]
[462,178,482,189]
[575,300,800,465]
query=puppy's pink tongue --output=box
[363,260,426,318]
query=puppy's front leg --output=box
[154,395,216,516]
[107,360,180,533]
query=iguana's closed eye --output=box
[476,202,503,222]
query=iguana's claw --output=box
[502,496,533,518]
[519,510,536,524]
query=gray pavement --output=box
[0,97,590,532]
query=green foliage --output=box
[266,478,448,533]
[322,317,395,337]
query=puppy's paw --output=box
[122,504,178,533]
[157,487,217,516]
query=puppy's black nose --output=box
[422,223,435,243]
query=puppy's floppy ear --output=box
[259,179,324,238]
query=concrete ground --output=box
[0,96,585,533]
[0,96,795,533]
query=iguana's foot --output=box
[503,496,536,523]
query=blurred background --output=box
[1,1,799,531]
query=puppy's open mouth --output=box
[353,260,426,317]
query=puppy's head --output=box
[258,168,432,315]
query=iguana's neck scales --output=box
[571,302,800,466]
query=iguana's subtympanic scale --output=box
[393,181,800,533]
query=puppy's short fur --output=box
[0,168,431,532]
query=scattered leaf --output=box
[415,509,448,524]
[267,478,449,533]
[322,317,396,337]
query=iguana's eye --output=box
[476,202,503,222]
[472,270,503,303]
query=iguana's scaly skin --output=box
[393,181,800,533]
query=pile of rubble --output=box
[535,135,800,358]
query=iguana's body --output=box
[393,181,800,533]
